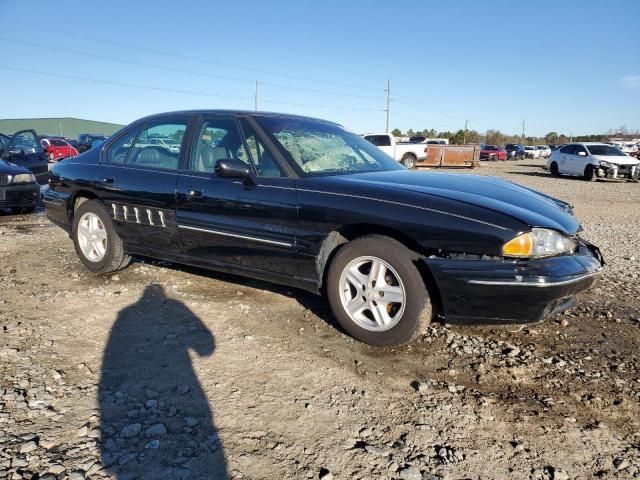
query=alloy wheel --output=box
[77,212,108,262]
[338,256,406,332]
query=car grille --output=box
[0,175,11,186]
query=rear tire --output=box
[326,235,431,347]
[584,165,598,182]
[401,154,416,169]
[72,199,131,274]
[550,162,560,177]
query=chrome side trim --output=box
[177,224,293,248]
[296,188,510,231]
[467,270,602,287]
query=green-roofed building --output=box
[0,117,124,139]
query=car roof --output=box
[135,109,341,126]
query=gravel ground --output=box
[0,159,638,480]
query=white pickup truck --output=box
[362,133,427,168]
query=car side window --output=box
[377,135,391,147]
[125,121,186,170]
[559,145,575,155]
[105,128,142,164]
[574,145,587,156]
[363,135,377,146]
[190,117,244,173]
[238,118,285,178]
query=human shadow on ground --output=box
[99,284,228,480]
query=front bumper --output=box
[597,163,640,180]
[0,183,40,209]
[425,240,604,325]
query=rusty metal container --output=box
[418,145,480,168]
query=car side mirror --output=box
[8,148,24,157]
[214,158,251,179]
[577,151,587,156]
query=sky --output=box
[0,0,638,137]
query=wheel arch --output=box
[316,223,443,315]
[67,190,101,224]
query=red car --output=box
[480,145,507,161]
[43,137,78,162]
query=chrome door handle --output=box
[187,190,202,199]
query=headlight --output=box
[503,228,576,258]
[599,160,614,168]
[11,173,36,184]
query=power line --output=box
[0,37,384,100]
[394,94,521,132]
[0,65,383,112]
[12,21,383,92]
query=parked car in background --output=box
[77,134,108,153]
[0,159,40,213]
[44,137,79,162]
[147,137,181,153]
[44,110,604,347]
[536,145,552,158]
[0,129,48,184]
[505,143,525,160]
[524,146,540,159]
[547,143,640,181]
[480,145,507,161]
[363,133,427,168]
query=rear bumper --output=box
[425,240,604,325]
[0,183,40,209]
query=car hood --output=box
[591,155,640,166]
[331,170,581,234]
[0,159,31,175]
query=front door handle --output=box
[187,189,202,199]
[102,177,115,184]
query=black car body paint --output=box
[44,111,604,325]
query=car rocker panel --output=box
[44,110,605,346]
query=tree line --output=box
[391,126,640,146]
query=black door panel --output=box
[176,176,298,277]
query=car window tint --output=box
[125,122,186,170]
[238,118,285,178]
[189,117,243,173]
[363,135,376,146]
[105,128,142,164]
[377,135,391,147]
[559,145,575,154]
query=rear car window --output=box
[117,121,186,170]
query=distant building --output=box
[0,117,124,139]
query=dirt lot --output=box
[1,159,639,480]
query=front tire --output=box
[550,162,560,177]
[326,235,431,346]
[401,154,416,169]
[72,199,131,274]
[584,165,598,182]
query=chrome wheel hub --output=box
[77,212,107,262]
[338,256,406,332]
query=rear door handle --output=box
[102,177,114,184]
[187,189,202,199]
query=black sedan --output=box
[44,110,604,346]
[0,158,40,213]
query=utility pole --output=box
[254,81,258,111]
[521,119,526,143]
[385,79,391,133]
[463,119,468,144]
[569,131,573,143]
